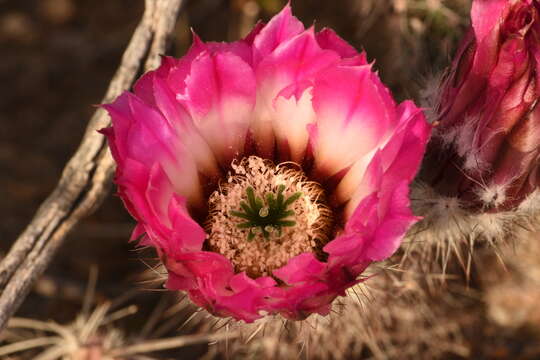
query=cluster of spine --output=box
[200,265,468,360]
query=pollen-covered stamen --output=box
[230,185,302,241]
[205,156,334,278]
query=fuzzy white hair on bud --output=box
[419,72,446,124]
[452,119,476,155]
[476,183,509,208]
[437,129,456,148]
[462,151,489,173]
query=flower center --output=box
[230,184,301,241]
[205,156,333,278]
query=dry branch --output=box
[0,0,183,331]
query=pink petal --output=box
[243,21,266,45]
[152,76,220,179]
[252,28,340,158]
[379,101,427,170]
[252,3,305,64]
[273,253,326,284]
[471,0,508,42]
[347,104,430,216]
[102,93,135,162]
[123,93,176,166]
[166,33,207,94]
[129,223,146,242]
[168,194,206,252]
[310,65,396,181]
[126,94,203,206]
[115,158,150,221]
[365,182,419,261]
[206,40,253,66]
[324,193,379,267]
[182,51,256,166]
[213,289,265,322]
[165,251,234,290]
[471,0,510,80]
[257,27,341,100]
[316,28,359,59]
[338,151,383,217]
[229,272,277,292]
[146,164,175,230]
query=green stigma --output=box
[230,184,302,241]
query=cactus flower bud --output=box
[428,0,540,211]
[414,0,540,261]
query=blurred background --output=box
[2,0,539,359]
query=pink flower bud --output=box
[427,0,540,212]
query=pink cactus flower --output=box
[102,5,430,322]
[426,0,540,212]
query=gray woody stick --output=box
[0,0,184,331]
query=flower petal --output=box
[310,65,396,181]
[252,3,304,64]
[181,51,256,166]
[471,0,507,42]
[364,182,419,261]
[152,75,220,179]
[253,28,340,158]
[168,194,206,252]
[273,253,326,284]
[316,28,359,59]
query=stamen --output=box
[205,156,334,278]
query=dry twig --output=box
[0,0,183,331]
[0,271,234,359]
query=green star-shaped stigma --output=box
[230,184,302,241]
